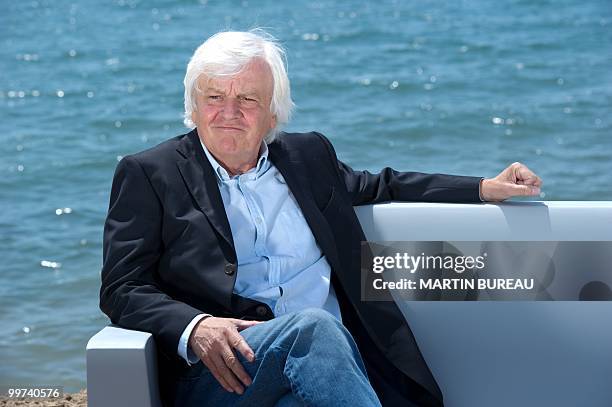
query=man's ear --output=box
[270,115,277,130]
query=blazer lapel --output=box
[176,129,235,253]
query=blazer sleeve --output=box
[100,155,203,358]
[314,132,483,205]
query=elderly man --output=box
[100,30,542,406]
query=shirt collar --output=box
[200,140,269,182]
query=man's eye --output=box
[241,97,258,105]
[208,95,222,101]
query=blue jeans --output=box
[174,308,382,406]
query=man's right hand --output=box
[188,316,262,395]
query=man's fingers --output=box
[202,355,234,393]
[222,344,253,387]
[228,330,256,363]
[513,164,542,187]
[210,351,245,394]
[190,319,259,395]
[232,319,263,332]
[520,177,542,187]
[509,183,540,196]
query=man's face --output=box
[191,58,277,169]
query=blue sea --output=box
[1,0,610,392]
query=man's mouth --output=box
[214,126,244,132]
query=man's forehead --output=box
[199,77,260,94]
[198,59,273,94]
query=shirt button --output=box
[255,305,268,317]
[224,263,237,276]
[255,217,262,225]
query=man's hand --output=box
[188,316,262,394]
[480,162,543,202]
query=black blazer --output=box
[100,129,482,406]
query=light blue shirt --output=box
[178,141,342,364]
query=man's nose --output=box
[220,97,240,119]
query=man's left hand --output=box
[480,162,542,202]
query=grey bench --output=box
[87,201,612,407]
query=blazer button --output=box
[255,305,268,317]
[224,263,237,276]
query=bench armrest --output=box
[86,325,162,407]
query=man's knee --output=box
[283,308,364,369]
[290,308,345,334]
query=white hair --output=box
[183,30,294,143]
